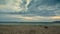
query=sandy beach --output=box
[0,25,60,34]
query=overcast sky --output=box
[0,0,60,22]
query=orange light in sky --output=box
[51,16,60,19]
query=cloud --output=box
[0,0,25,11]
[0,0,33,12]
[27,0,60,16]
[0,5,6,9]
[0,0,60,22]
[38,5,57,10]
[2,14,59,22]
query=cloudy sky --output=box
[0,0,60,22]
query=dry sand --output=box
[0,25,60,34]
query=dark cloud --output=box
[0,0,6,5]
[28,0,60,7]
[0,0,60,17]
[56,0,60,3]
[0,0,60,22]
[26,0,60,17]
[43,0,60,6]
